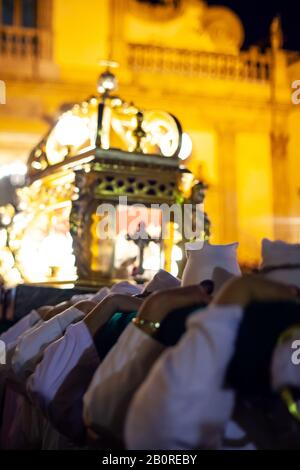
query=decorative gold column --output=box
[216,124,238,244]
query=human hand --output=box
[136,285,210,326]
[42,300,95,321]
[40,301,72,321]
[212,275,299,308]
[36,305,54,320]
[84,294,143,337]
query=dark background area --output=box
[207,0,300,51]
[138,1,299,51]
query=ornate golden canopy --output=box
[0,69,209,287]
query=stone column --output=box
[216,125,239,244]
[270,16,291,241]
[270,130,291,240]
[109,0,127,69]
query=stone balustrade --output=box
[127,43,272,83]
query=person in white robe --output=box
[26,271,178,446]
[0,301,73,448]
[7,283,139,382]
[0,284,112,353]
[0,283,129,449]
[125,275,299,450]
[2,281,141,449]
[0,299,99,449]
[181,241,241,287]
[82,242,241,445]
[82,284,211,445]
[10,300,96,382]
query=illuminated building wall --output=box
[1,0,300,267]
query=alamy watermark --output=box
[95,196,205,242]
[291,340,300,365]
[0,81,5,105]
[291,80,300,105]
[0,340,6,365]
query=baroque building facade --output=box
[1,0,300,267]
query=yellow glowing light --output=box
[172,245,183,261]
[0,162,27,179]
[38,232,76,280]
[179,133,193,160]
[142,112,181,157]
[90,97,98,106]
[160,131,174,156]
[31,161,43,170]
[171,261,179,277]
[143,254,161,271]
[179,172,195,198]
[55,114,90,148]
[97,71,118,94]
[0,229,7,247]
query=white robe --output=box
[19,278,147,442]
[70,286,110,305]
[0,310,41,349]
[125,305,242,450]
[27,320,99,443]
[11,306,84,380]
[27,321,94,411]
[125,304,300,450]
[83,323,164,440]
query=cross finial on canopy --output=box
[126,221,161,276]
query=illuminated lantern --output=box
[4,69,209,286]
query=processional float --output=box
[0,65,209,287]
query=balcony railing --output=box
[0,25,52,78]
[127,43,272,83]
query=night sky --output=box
[207,0,300,51]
